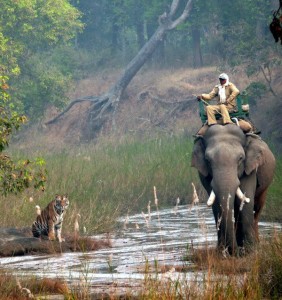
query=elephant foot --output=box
[237,245,257,257]
[217,246,247,258]
[236,237,258,256]
[237,247,247,257]
[217,244,238,257]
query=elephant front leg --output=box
[235,173,257,250]
[254,189,268,241]
[235,199,255,250]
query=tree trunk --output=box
[136,21,145,50]
[192,27,203,68]
[46,0,193,141]
[111,20,120,55]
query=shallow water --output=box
[0,204,281,295]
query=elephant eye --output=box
[238,154,245,163]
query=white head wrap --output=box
[219,73,229,81]
[218,73,229,103]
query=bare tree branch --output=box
[169,0,180,17]
[259,65,277,97]
[46,96,106,125]
[169,0,193,29]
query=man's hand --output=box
[197,95,202,101]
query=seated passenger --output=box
[197,73,239,126]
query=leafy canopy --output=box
[0,0,83,119]
[0,76,46,195]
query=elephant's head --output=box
[191,124,274,255]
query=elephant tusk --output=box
[207,188,250,207]
[236,187,250,203]
[207,190,216,206]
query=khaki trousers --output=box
[197,119,253,136]
[206,104,232,125]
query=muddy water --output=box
[0,204,281,295]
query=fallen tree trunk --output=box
[46,0,193,140]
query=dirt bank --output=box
[16,66,282,149]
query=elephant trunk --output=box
[212,175,239,255]
[216,195,237,255]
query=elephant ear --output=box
[191,137,208,177]
[245,135,266,175]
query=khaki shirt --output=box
[201,82,240,111]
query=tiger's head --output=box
[54,194,69,215]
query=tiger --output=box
[32,194,69,242]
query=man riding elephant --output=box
[196,73,253,136]
[197,73,239,126]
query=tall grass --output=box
[2,133,281,232]
[2,134,198,232]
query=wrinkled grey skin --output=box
[191,124,275,255]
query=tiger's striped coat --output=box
[32,195,69,242]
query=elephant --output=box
[191,124,276,255]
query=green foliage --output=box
[0,77,26,151]
[0,0,83,119]
[49,46,92,79]
[244,82,267,105]
[0,0,83,52]
[0,76,46,195]
[13,52,72,117]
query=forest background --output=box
[0,0,281,231]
